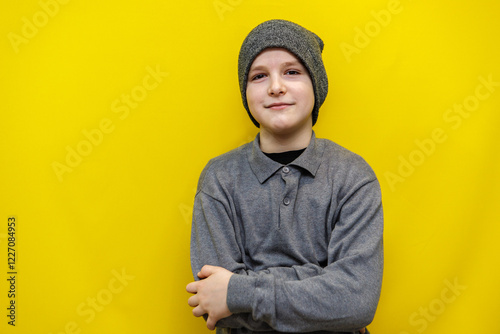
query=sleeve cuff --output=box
[227,274,256,313]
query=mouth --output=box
[265,102,294,110]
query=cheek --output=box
[295,85,315,108]
[246,86,262,109]
[304,85,315,109]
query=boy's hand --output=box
[186,265,234,330]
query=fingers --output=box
[360,328,366,334]
[206,316,217,330]
[187,295,199,308]
[188,266,229,331]
[198,265,218,279]
[192,305,206,318]
[187,292,206,318]
[186,281,198,294]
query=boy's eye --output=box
[251,73,266,81]
[286,70,300,75]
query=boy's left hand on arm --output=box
[186,265,234,330]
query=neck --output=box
[259,127,312,153]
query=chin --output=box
[266,123,298,135]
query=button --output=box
[282,166,290,173]
[283,197,290,206]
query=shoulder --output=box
[196,141,252,194]
[318,137,377,182]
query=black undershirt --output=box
[263,148,306,165]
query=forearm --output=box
[213,264,326,331]
[228,254,382,332]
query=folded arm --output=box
[188,174,383,332]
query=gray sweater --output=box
[190,132,383,333]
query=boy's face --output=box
[246,48,314,136]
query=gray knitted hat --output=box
[238,19,328,127]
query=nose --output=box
[267,75,286,96]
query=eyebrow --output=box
[249,61,303,73]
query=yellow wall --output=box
[1,0,499,333]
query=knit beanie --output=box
[238,19,328,127]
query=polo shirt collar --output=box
[248,131,324,184]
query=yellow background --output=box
[1,0,499,333]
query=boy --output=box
[186,19,383,334]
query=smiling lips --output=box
[266,102,294,110]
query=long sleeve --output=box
[191,183,275,331]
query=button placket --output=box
[281,167,291,207]
[279,166,299,229]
